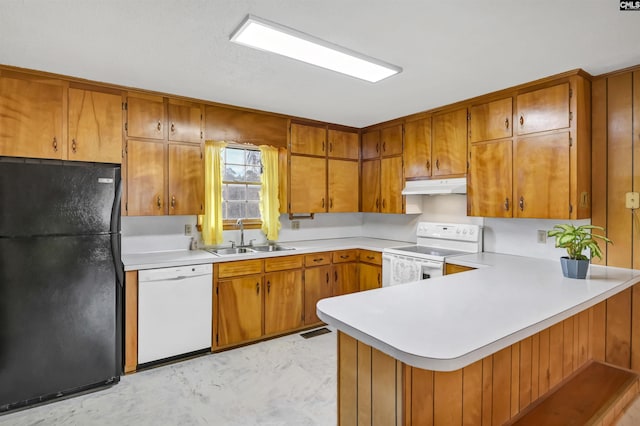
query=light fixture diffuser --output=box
[230,15,402,83]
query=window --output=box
[221,145,262,223]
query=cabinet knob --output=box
[426,160,430,171]
[329,198,333,209]
[157,121,162,132]
[321,197,325,208]
[377,273,381,285]
[329,142,333,153]
[322,140,325,153]
[170,123,175,133]
[71,138,77,153]
[313,257,324,262]
[435,158,440,170]
[334,271,338,282]
[256,282,260,294]
[519,116,524,126]
[326,273,329,284]
[382,199,386,209]
[171,195,176,208]
[519,196,525,211]
[382,141,386,152]
[375,143,379,153]
[504,197,510,211]
[340,255,349,259]
[52,137,58,152]
[156,195,162,209]
[375,198,379,209]
[267,281,271,293]
[505,118,510,129]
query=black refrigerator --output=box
[0,158,123,412]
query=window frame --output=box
[220,143,263,230]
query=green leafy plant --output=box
[547,224,612,260]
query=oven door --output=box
[382,253,444,286]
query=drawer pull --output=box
[505,118,510,129]
[52,137,58,152]
[157,121,162,132]
[156,196,162,209]
[340,255,349,259]
[71,138,77,153]
[367,255,375,260]
[313,258,324,262]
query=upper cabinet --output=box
[168,99,202,144]
[404,116,432,179]
[126,94,164,140]
[380,125,403,156]
[469,97,513,143]
[204,105,288,148]
[0,74,64,159]
[290,123,326,156]
[328,129,359,160]
[361,130,380,160]
[431,108,468,177]
[516,83,570,135]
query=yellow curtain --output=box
[259,145,281,241]
[202,140,226,246]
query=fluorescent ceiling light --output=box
[230,15,402,83]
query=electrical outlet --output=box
[291,220,300,230]
[184,224,192,236]
[537,230,547,244]
[626,192,639,209]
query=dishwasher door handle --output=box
[140,273,211,283]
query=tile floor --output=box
[3,326,640,425]
[0,328,337,426]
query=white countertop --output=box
[317,252,640,372]
[122,237,410,271]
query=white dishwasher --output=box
[138,263,212,365]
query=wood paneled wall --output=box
[592,67,640,269]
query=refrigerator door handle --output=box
[110,174,122,235]
[110,175,124,288]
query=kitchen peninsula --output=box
[317,253,640,425]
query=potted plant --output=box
[547,224,612,279]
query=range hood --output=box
[401,178,467,195]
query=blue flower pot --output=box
[560,257,590,279]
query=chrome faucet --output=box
[236,218,245,247]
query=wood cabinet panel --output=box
[304,253,331,267]
[68,88,122,163]
[168,143,203,215]
[264,270,303,335]
[434,370,463,425]
[204,105,288,148]
[380,156,403,213]
[361,130,380,160]
[290,123,326,156]
[290,155,327,213]
[514,132,570,218]
[468,140,513,217]
[217,276,263,346]
[380,124,403,156]
[304,265,332,325]
[264,255,303,272]
[634,71,640,270]
[517,83,570,135]
[332,249,358,264]
[361,160,380,212]
[404,117,432,179]
[328,159,359,212]
[218,259,263,278]
[333,262,358,296]
[127,94,164,140]
[338,332,358,426]
[359,250,382,266]
[168,100,202,143]
[469,97,513,143]
[432,108,468,176]
[444,263,476,275]
[0,75,63,159]
[371,348,398,424]
[126,139,165,216]
[359,263,381,291]
[124,270,138,374]
[328,129,359,159]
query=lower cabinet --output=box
[333,262,359,296]
[444,263,476,275]
[304,265,333,325]
[359,263,381,291]
[264,270,303,335]
[217,275,263,346]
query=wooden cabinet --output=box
[126,94,164,140]
[404,116,432,179]
[168,99,202,143]
[289,155,326,213]
[333,262,358,296]
[304,252,331,267]
[126,139,165,216]
[304,265,332,325]
[333,250,358,263]
[168,144,204,215]
[0,74,63,159]
[264,270,303,335]
[431,108,468,177]
[328,159,359,212]
[328,129,359,159]
[217,275,263,346]
[68,88,123,163]
[361,160,381,212]
[444,263,475,275]
[290,123,326,156]
[517,83,570,135]
[380,125,403,156]
[469,97,513,143]
[359,263,381,291]
[381,156,404,213]
[468,140,513,217]
[362,130,380,160]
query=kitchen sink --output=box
[206,247,256,256]
[251,244,294,252]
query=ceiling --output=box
[2,1,639,128]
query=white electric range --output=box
[382,222,483,286]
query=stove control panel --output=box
[416,222,481,242]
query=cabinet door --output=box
[218,276,263,346]
[469,97,513,143]
[380,124,403,156]
[68,88,122,163]
[290,155,327,213]
[264,270,303,335]
[304,266,333,325]
[0,76,63,159]
[381,156,403,213]
[361,130,380,160]
[359,263,381,291]
[168,143,204,215]
[468,140,513,217]
[328,129,359,159]
[516,83,570,135]
[126,140,165,216]
[404,117,432,179]
[127,94,164,140]
[290,123,326,156]
[361,159,380,212]
[432,108,468,176]
[333,263,359,296]
[328,159,359,212]
[168,100,202,143]
[514,132,570,219]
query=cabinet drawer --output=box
[304,253,331,267]
[265,255,304,272]
[217,259,263,278]
[359,250,382,266]
[332,250,358,263]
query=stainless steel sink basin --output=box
[251,244,294,252]
[207,247,256,256]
